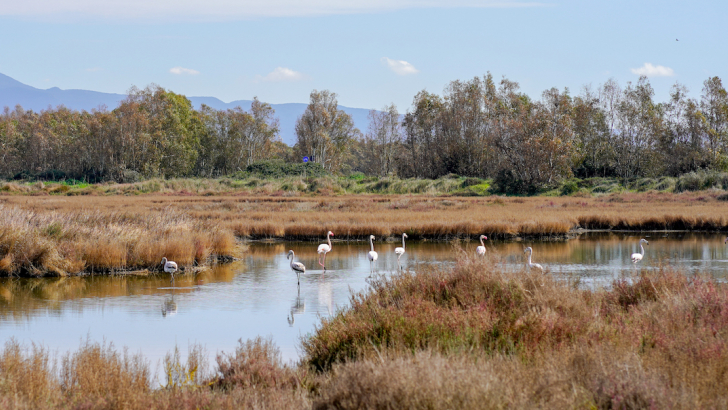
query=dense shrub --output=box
[675,171,728,192]
[236,160,329,179]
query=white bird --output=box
[395,233,408,269]
[288,250,306,285]
[161,257,178,275]
[524,247,544,272]
[476,235,488,256]
[631,238,649,263]
[317,231,334,269]
[367,235,378,275]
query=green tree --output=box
[295,90,360,172]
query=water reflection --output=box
[162,291,178,318]
[287,287,305,326]
[1,233,728,364]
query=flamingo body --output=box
[288,250,306,285]
[476,235,488,256]
[631,239,649,263]
[524,247,544,273]
[318,231,334,269]
[161,257,178,274]
[395,233,408,269]
[367,235,378,274]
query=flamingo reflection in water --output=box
[161,291,177,318]
[287,286,306,326]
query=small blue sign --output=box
[303,156,309,163]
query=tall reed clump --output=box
[304,256,728,408]
[0,338,310,410]
[0,204,236,276]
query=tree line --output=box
[1,75,726,193]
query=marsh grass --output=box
[304,255,728,408]
[2,190,728,276]
[0,204,237,276]
[0,338,309,410]
[3,260,728,408]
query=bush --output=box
[675,171,728,192]
[461,177,483,188]
[560,180,579,196]
[212,337,297,390]
[239,160,329,179]
[493,169,542,195]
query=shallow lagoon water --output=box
[2,232,728,376]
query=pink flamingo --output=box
[318,231,334,269]
[476,235,488,256]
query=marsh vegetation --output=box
[3,256,728,409]
[1,190,728,276]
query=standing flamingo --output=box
[395,233,408,269]
[287,250,306,285]
[161,257,178,282]
[476,235,488,256]
[524,247,544,272]
[367,235,378,275]
[318,231,334,269]
[631,238,649,263]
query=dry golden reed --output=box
[2,190,726,275]
[0,202,236,276]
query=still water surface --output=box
[2,233,728,373]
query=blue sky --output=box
[0,0,725,110]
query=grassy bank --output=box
[2,190,727,276]
[0,204,236,276]
[3,259,728,409]
[4,170,728,197]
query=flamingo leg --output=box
[322,253,327,270]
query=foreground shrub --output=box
[303,255,728,407]
[212,337,299,391]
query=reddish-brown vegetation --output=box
[3,257,728,408]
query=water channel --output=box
[2,232,728,375]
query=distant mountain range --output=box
[0,72,373,146]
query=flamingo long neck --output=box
[402,234,406,249]
[327,233,332,248]
[480,237,485,247]
[370,237,374,252]
[289,253,295,268]
[640,243,645,256]
[527,251,533,265]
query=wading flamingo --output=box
[367,235,378,275]
[318,231,334,269]
[287,250,306,285]
[395,233,408,269]
[476,235,488,256]
[161,257,178,281]
[524,247,544,272]
[631,239,649,263]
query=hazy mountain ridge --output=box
[0,73,373,145]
